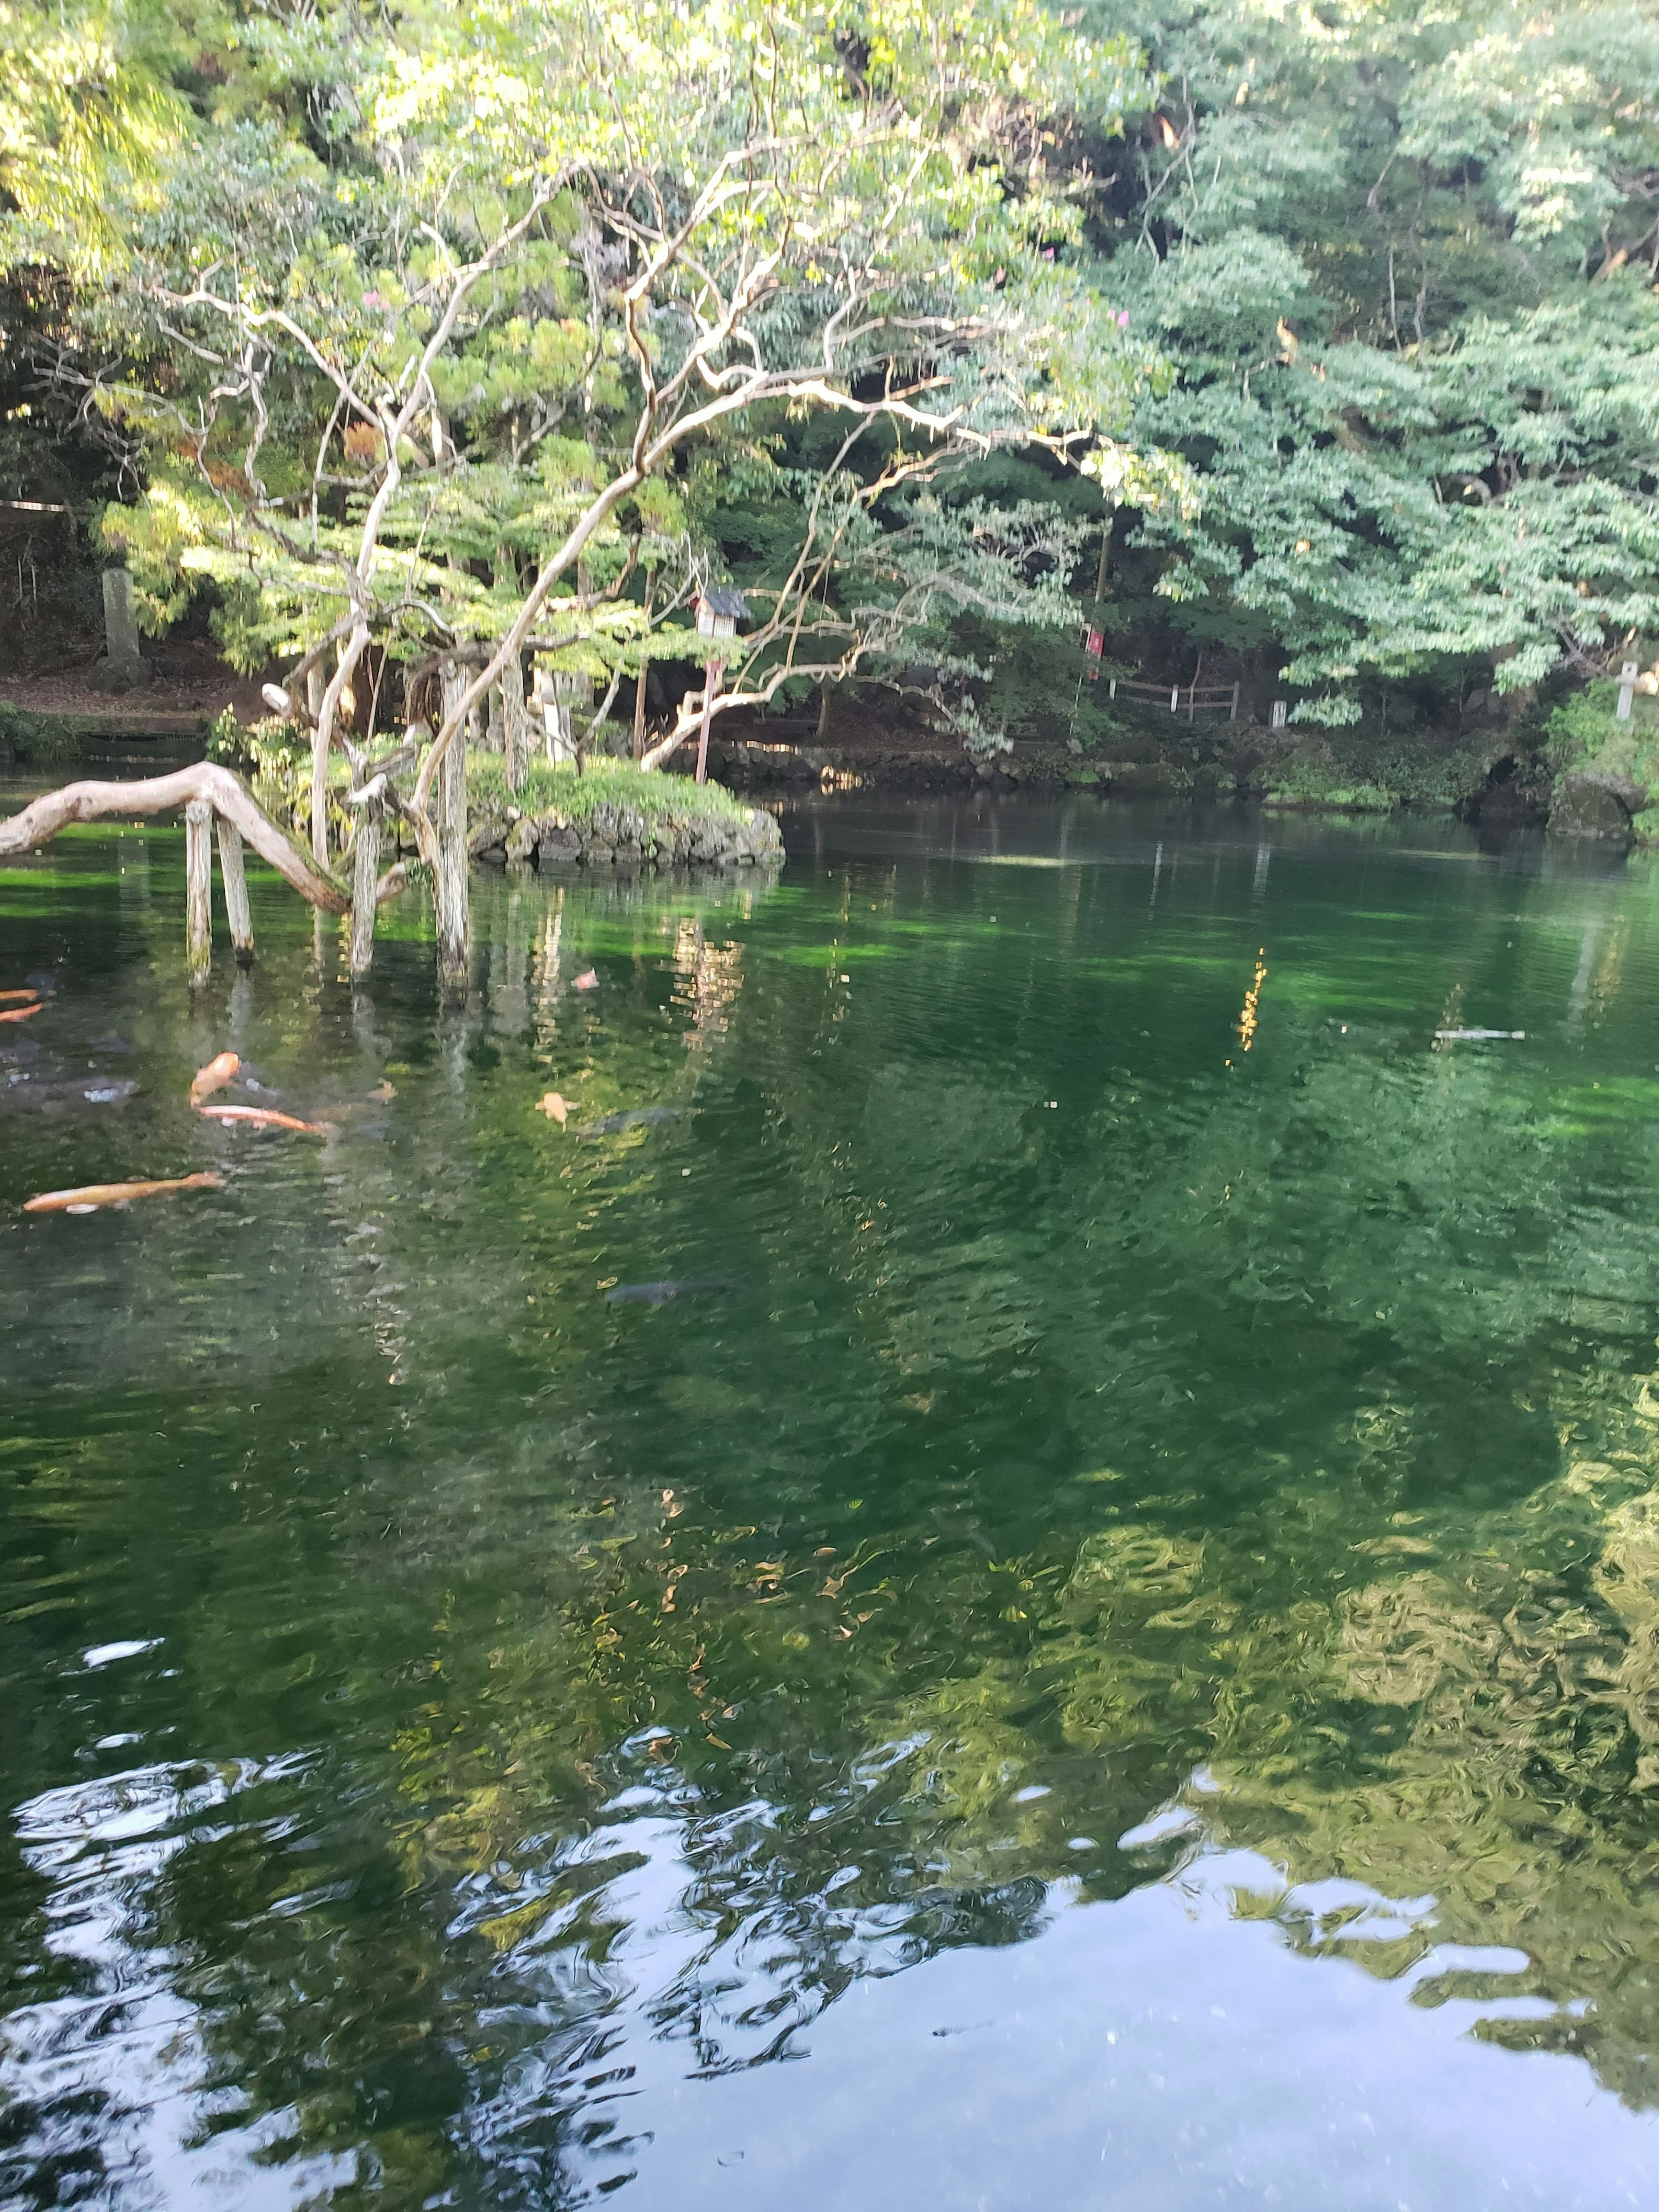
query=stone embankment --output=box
[467,793,785,871]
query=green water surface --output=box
[6,791,1659,2209]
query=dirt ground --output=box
[0,634,267,727]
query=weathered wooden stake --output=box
[350,810,381,978]
[184,797,213,983]
[217,816,254,965]
[696,659,721,785]
[435,732,469,996]
[503,650,529,791]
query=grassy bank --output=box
[468,755,756,832]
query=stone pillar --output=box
[91,568,153,691]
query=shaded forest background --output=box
[4,0,1659,812]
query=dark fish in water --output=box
[25,973,57,996]
[604,1278,734,1306]
[92,1033,136,1055]
[1,1076,140,1113]
[581,1106,684,1135]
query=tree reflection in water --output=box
[8,803,1659,2204]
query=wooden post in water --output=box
[217,817,254,965]
[350,808,381,978]
[435,730,469,995]
[184,797,213,983]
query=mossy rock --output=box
[1106,760,1193,795]
[1548,775,1634,843]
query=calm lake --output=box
[8,789,1659,2209]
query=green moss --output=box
[468,755,757,831]
[1547,683,1659,801]
[1264,779,1395,813]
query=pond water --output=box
[7,789,1659,2209]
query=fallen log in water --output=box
[0,763,351,911]
[0,763,409,922]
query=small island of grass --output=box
[464,757,783,873]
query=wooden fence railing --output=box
[1104,677,1241,720]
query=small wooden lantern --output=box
[695,585,749,643]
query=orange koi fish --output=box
[25,1172,224,1214]
[189,1051,241,1106]
[0,1004,42,1024]
[197,1104,331,1135]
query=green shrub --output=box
[0,705,83,766]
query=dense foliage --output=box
[1084,0,1659,734]
[4,0,1659,763]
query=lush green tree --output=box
[1075,0,1659,727]
[5,0,1174,973]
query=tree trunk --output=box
[350,810,381,978]
[633,571,657,760]
[486,681,504,752]
[632,665,648,758]
[435,728,469,995]
[217,816,254,964]
[308,661,330,869]
[503,651,528,791]
[184,798,213,984]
